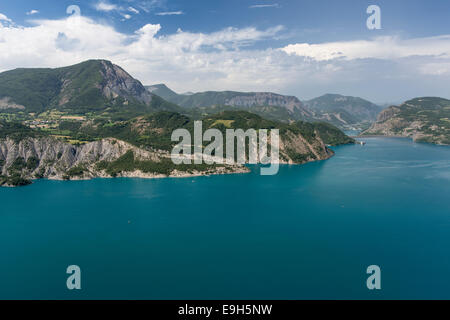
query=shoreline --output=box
[1,166,251,187]
[354,134,449,146]
[352,134,407,138]
[1,156,338,187]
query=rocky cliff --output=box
[145,84,312,119]
[278,130,334,164]
[97,60,153,104]
[0,137,247,187]
[200,111,344,165]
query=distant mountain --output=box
[303,94,383,129]
[362,97,450,145]
[145,84,313,121]
[0,60,179,115]
[376,101,404,109]
[146,85,385,128]
[145,84,180,102]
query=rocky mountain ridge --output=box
[145,84,312,119]
[146,84,383,128]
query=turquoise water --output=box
[0,137,449,299]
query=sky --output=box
[0,0,450,103]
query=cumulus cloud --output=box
[281,35,450,61]
[0,13,14,27]
[0,13,12,22]
[0,15,450,101]
[55,32,81,51]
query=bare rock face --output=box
[99,61,153,105]
[362,106,407,136]
[146,84,313,118]
[225,93,311,116]
[0,97,25,110]
[0,137,249,186]
[376,106,401,122]
[0,138,161,181]
[279,130,334,164]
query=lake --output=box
[0,137,449,299]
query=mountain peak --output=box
[0,60,155,113]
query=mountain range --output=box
[0,60,383,128]
[0,60,358,187]
[146,84,313,122]
[146,84,383,129]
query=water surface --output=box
[1,137,449,299]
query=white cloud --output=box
[128,7,140,14]
[95,2,139,20]
[95,2,141,19]
[26,10,40,16]
[281,35,450,61]
[249,4,279,8]
[419,62,450,76]
[94,1,118,12]
[138,0,166,13]
[0,12,13,27]
[155,11,184,16]
[0,13,12,22]
[0,15,450,101]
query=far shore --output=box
[353,134,406,138]
[350,134,449,146]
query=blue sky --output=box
[1,0,450,102]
